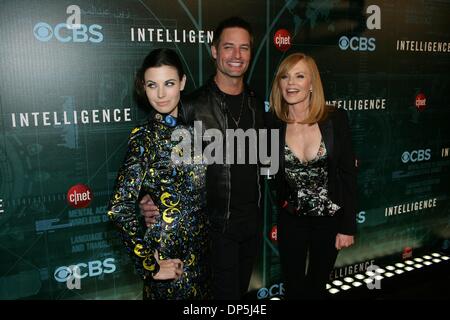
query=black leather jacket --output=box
[181,77,266,231]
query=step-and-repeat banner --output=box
[1,0,449,299]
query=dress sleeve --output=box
[107,126,158,280]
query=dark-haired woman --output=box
[107,48,210,299]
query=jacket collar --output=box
[148,101,187,126]
[206,77,257,115]
[206,76,256,99]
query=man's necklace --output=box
[228,92,245,127]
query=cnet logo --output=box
[273,29,291,52]
[339,36,376,51]
[54,258,116,282]
[67,184,93,208]
[401,149,431,163]
[402,247,413,259]
[33,22,103,43]
[415,93,427,111]
[270,225,277,242]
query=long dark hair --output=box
[134,48,185,109]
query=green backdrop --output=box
[0,0,449,299]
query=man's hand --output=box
[139,194,160,227]
[335,233,354,250]
[152,250,184,280]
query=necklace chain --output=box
[228,93,245,127]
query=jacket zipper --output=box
[247,97,262,207]
[222,100,232,232]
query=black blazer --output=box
[269,108,358,235]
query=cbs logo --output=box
[257,283,284,299]
[33,22,103,43]
[401,149,431,163]
[339,36,376,51]
[54,258,116,282]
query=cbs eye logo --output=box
[33,22,103,43]
[33,23,53,42]
[401,149,431,163]
[54,258,116,282]
[338,36,376,51]
[257,283,284,299]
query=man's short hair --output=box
[212,16,253,48]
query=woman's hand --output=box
[335,233,354,250]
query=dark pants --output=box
[278,211,338,300]
[210,209,260,299]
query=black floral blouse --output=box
[284,139,340,217]
[107,113,210,299]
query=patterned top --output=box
[284,139,340,216]
[107,113,210,299]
